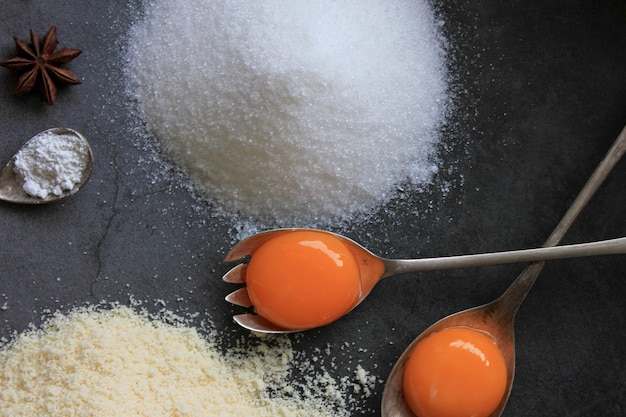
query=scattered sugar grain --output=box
[126,0,449,224]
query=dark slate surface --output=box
[0,1,625,416]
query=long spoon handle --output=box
[384,236,626,273]
[499,123,626,315]
[546,126,626,245]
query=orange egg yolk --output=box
[402,327,507,417]
[246,230,361,330]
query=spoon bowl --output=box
[381,265,532,417]
[381,123,626,417]
[0,127,94,204]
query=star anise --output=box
[0,25,82,105]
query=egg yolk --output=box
[246,230,361,330]
[402,327,507,417]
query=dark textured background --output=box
[1,1,625,416]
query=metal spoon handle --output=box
[499,123,626,316]
[383,236,626,274]
[547,126,626,246]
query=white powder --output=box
[126,0,448,224]
[0,304,376,416]
[13,130,90,199]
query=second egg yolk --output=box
[246,230,361,330]
[402,327,507,417]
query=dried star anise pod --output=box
[0,25,82,105]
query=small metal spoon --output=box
[381,123,626,417]
[0,127,94,204]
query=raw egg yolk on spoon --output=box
[402,327,507,417]
[246,230,361,330]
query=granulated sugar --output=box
[0,304,376,416]
[126,0,448,224]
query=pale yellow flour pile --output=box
[0,305,364,417]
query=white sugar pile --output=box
[126,0,448,224]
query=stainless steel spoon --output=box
[0,127,94,204]
[381,123,626,417]
[224,232,626,333]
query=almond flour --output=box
[0,304,376,416]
